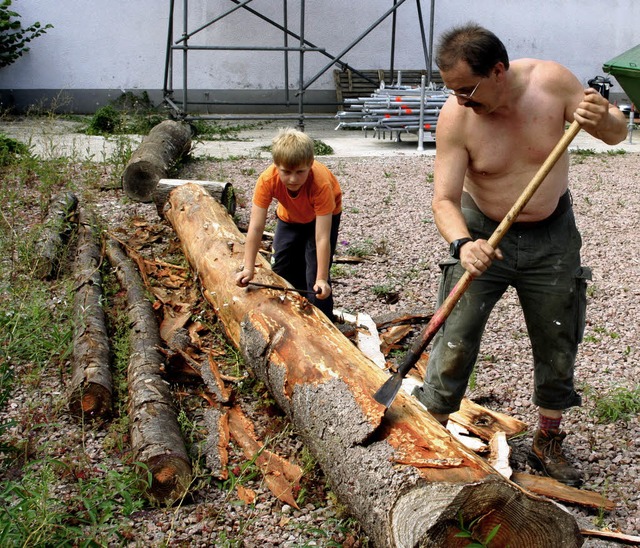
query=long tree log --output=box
[34,191,78,279]
[165,183,584,548]
[68,209,112,420]
[105,237,192,504]
[122,120,192,203]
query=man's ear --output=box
[493,62,506,81]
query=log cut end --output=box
[122,160,166,203]
[68,383,112,420]
[391,478,584,547]
[143,453,192,505]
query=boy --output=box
[235,128,342,320]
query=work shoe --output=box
[527,429,583,487]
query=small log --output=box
[122,120,192,203]
[105,237,191,504]
[34,191,78,279]
[153,178,236,218]
[165,184,584,547]
[68,209,112,420]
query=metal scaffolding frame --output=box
[162,0,436,128]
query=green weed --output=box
[0,457,148,546]
[313,139,333,156]
[591,385,640,423]
[344,239,374,258]
[455,512,502,547]
[0,133,30,166]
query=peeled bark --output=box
[122,120,192,202]
[68,209,112,419]
[105,237,191,504]
[164,183,585,547]
[34,191,78,279]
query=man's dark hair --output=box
[435,23,509,76]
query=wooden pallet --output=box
[333,68,443,103]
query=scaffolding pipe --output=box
[418,74,426,151]
[427,0,435,84]
[390,0,398,78]
[283,0,290,105]
[182,0,188,114]
[298,0,305,129]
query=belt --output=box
[461,190,572,229]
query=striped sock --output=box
[539,414,562,431]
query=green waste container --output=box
[603,44,640,107]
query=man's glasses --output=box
[446,78,483,100]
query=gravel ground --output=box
[2,121,639,546]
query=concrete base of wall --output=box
[0,88,633,118]
[0,88,342,115]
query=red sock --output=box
[539,414,562,431]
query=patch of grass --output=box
[313,139,333,156]
[191,120,265,141]
[0,457,148,546]
[591,385,640,423]
[343,239,374,258]
[571,148,597,157]
[0,133,30,166]
[371,282,399,304]
[330,263,354,280]
[85,92,165,136]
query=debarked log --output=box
[105,237,191,504]
[68,208,112,420]
[165,183,584,548]
[122,120,192,203]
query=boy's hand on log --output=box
[235,268,254,287]
[314,280,331,300]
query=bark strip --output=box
[105,237,191,504]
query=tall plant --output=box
[0,0,52,69]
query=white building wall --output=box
[2,0,639,111]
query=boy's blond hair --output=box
[271,127,315,168]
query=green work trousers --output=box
[413,201,589,415]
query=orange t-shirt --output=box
[252,161,343,224]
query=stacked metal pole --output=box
[335,76,447,142]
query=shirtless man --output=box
[412,23,627,485]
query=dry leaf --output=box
[237,484,256,505]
